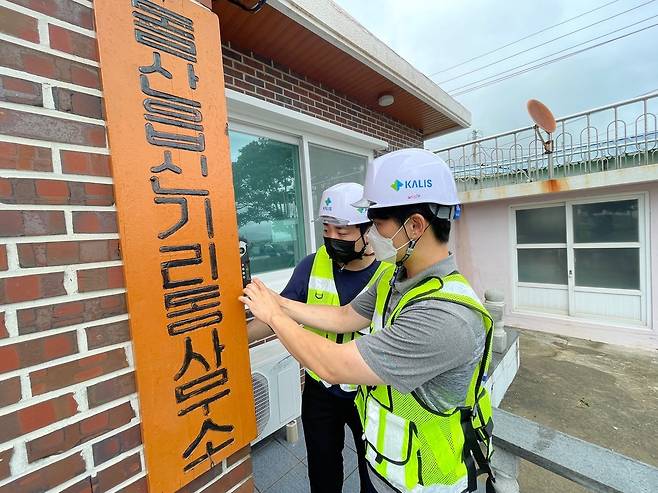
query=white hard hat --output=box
[317,182,370,225]
[353,149,459,209]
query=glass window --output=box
[516,206,566,244]
[517,248,568,285]
[573,199,639,243]
[515,196,645,322]
[308,144,367,246]
[575,248,640,289]
[230,130,305,274]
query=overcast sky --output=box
[332,0,658,149]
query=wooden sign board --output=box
[93,1,257,490]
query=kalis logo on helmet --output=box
[322,196,333,212]
[390,179,433,191]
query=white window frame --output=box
[305,141,371,247]
[509,192,651,328]
[226,90,387,292]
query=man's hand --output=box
[240,280,384,387]
[239,278,283,326]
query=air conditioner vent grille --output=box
[252,372,270,434]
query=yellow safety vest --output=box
[355,267,495,493]
[304,245,391,392]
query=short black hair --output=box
[367,203,451,243]
[357,222,372,235]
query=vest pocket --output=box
[363,396,424,490]
[364,394,413,463]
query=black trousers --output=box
[301,376,375,493]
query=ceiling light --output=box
[378,94,394,107]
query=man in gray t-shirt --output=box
[351,253,485,493]
[353,253,485,414]
[241,149,493,493]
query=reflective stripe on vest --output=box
[304,246,391,392]
[355,268,494,492]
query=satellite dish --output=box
[527,99,556,133]
[527,99,556,154]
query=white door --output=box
[569,197,645,324]
[513,195,647,326]
[514,204,569,315]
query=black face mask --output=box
[324,235,366,265]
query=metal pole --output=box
[548,148,554,179]
[547,133,554,179]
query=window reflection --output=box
[230,131,305,274]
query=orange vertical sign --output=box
[93,1,256,491]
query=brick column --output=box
[0,0,252,491]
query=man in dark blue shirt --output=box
[248,183,388,493]
[280,251,380,308]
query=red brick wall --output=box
[221,42,424,151]
[0,0,251,492]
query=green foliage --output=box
[231,138,298,227]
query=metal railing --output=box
[434,93,658,192]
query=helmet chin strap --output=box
[390,215,436,285]
[398,215,433,267]
[390,225,417,287]
[396,238,417,267]
[360,226,375,257]
[357,230,370,257]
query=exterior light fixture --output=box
[378,94,395,107]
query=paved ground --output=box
[252,423,361,492]
[252,329,658,492]
[500,329,658,492]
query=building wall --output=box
[0,1,428,490]
[452,181,658,350]
[222,40,424,352]
[0,0,256,491]
[221,42,424,152]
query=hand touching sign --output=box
[239,279,284,326]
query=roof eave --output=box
[267,0,472,132]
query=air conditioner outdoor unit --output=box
[250,339,302,444]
